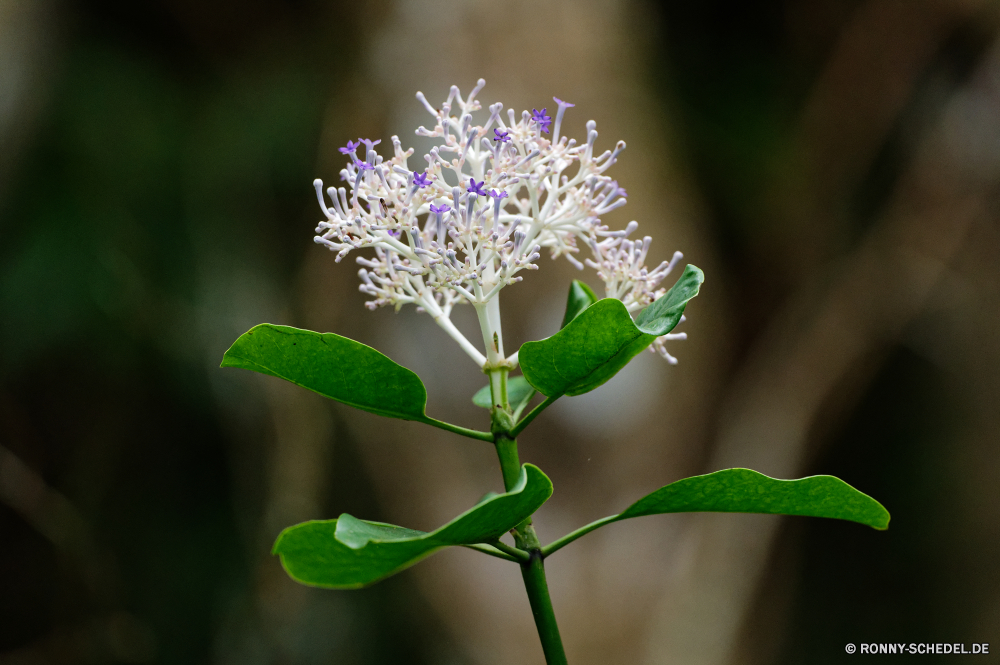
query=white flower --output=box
[313,79,686,368]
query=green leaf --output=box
[617,468,890,528]
[520,265,704,397]
[561,279,598,329]
[222,324,428,421]
[542,468,889,557]
[273,464,553,589]
[472,375,536,410]
[222,324,493,440]
[634,264,705,335]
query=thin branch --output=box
[462,543,522,563]
[510,394,560,438]
[430,312,487,367]
[511,389,538,422]
[489,540,532,562]
[541,515,619,558]
[423,417,494,442]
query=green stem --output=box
[489,367,522,492]
[494,436,523,492]
[521,551,569,665]
[422,416,494,442]
[511,388,537,422]
[541,514,619,558]
[488,368,568,664]
[488,540,531,562]
[488,367,509,408]
[510,394,560,438]
[461,543,522,563]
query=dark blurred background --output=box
[1,0,998,663]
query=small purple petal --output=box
[492,129,510,143]
[338,139,361,155]
[413,172,432,188]
[430,203,451,214]
[531,108,552,133]
[489,189,508,200]
[467,178,487,197]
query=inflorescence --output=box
[313,79,687,368]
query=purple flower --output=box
[413,172,432,188]
[388,229,401,238]
[493,129,510,143]
[339,139,361,155]
[429,203,451,214]
[531,108,552,134]
[467,179,487,197]
[553,97,575,108]
[349,138,380,171]
[489,189,508,200]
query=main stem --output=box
[490,370,568,665]
[521,551,567,665]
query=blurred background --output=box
[2,0,999,663]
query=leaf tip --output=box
[271,526,291,555]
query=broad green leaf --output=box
[521,299,646,396]
[617,468,890,529]
[472,376,536,410]
[520,265,704,397]
[222,323,429,422]
[561,280,598,329]
[543,468,889,557]
[273,464,553,589]
[223,324,492,440]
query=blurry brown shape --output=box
[0,0,58,203]
[644,5,1000,664]
[781,0,984,272]
[0,444,157,662]
[0,612,156,664]
[0,443,96,569]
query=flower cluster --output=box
[313,80,687,367]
